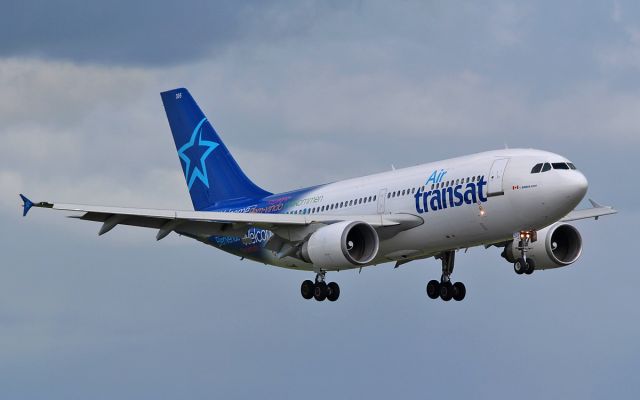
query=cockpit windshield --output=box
[552,162,570,170]
[531,162,576,173]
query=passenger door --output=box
[487,158,510,197]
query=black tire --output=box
[514,258,526,275]
[440,282,453,301]
[314,282,328,301]
[525,258,535,275]
[453,282,466,301]
[426,280,441,299]
[301,280,315,300]
[327,282,340,301]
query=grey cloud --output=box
[0,0,357,66]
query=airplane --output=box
[19,88,617,302]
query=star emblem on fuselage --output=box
[178,117,219,190]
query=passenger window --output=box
[541,163,551,172]
[531,163,543,173]
[373,195,377,201]
[552,162,569,170]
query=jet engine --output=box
[502,223,583,270]
[301,221,379,269]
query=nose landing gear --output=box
[300,271,340,302]
[513,231,536,275]
[426,251,466,302]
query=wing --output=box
[18,194,423,242]
[560,198,617,222]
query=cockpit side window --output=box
[541,163,551,172]
[531,163,543,173]
[567,163,576,170]
[552,162,570,170]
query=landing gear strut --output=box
[300,271,340,302]
[513,231,536,275]
[426,251,466,302]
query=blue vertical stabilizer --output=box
[161,88,271,210]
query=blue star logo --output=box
[178,117,219,190]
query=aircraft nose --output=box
[569,170,588,202]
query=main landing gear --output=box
[513,231,536,275]
[426,251,466,302]
[300,271,340,302]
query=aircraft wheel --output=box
[514,258,527,275]
[327,282,340,302]
[440,282,454,301]
[301,280,315,300]
[453,282,466,301]
[524,258,535,275]
[314,282,328,301]
[426,280,441,299]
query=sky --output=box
[0,1,638,398]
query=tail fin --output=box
[161,88,271,210]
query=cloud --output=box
[0,1,252,65]
[0,1,360,66]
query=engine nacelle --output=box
[502,223,583,270]
[301,221,379,269]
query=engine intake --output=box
[502,223,583,270]
[301,221,379,269]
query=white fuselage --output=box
[221,149,588,271]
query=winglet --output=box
[588,198,603,208]
[19,194,34,217]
